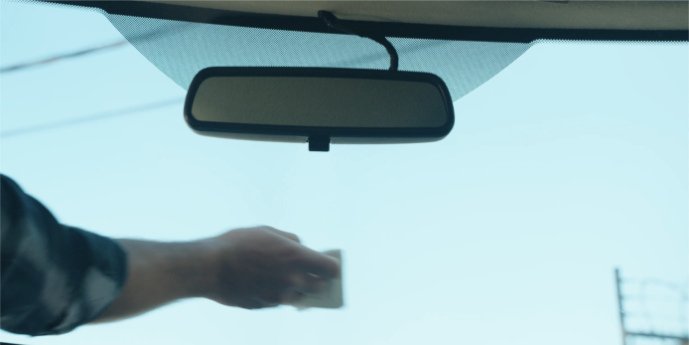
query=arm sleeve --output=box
[1,175,127,336]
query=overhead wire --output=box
[0,22,191,74]
[0,40,128,74]
[0,97,183,139]
[1,20,192,137]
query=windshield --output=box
[102,12,530,101]
[1,2,687,345]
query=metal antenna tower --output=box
[615,268,688,345]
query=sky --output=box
[1,1,688,345]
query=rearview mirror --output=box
[184,67,454,151]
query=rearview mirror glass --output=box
[184,67,454,151]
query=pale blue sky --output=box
[1,2,687,345]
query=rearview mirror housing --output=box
[184,67,454,151]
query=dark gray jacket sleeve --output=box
[1,174,127,336]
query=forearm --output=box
[94,226,339,322]
[95,239,216,322]
[1,174,339,334]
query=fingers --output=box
[251,274,324,307]
[262,250,336,306]
[217,226,339,309]
[262,227,338,279]
[280,289,306,304]
[261,227,337,279]
[241,297,279,310]
[263,226,301,243]
[281,273,327,304]
[294,247,340,279]
[288,272,328,294]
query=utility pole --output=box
[614,267,689,345]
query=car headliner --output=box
[49,1,689,42]
[37,0,688,105]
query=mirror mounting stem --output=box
[308,135,330,152]
[318,11,399,72]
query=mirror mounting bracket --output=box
[318,11,399,72]
[308,135,330,152]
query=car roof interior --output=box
[51,1,689,42]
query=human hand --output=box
[201,226,340,309]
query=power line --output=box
[0,40,128,74]
[0,23,190,74]
[0,97,183,138]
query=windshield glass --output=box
[102,13,530,101]
[1,2,687,345]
